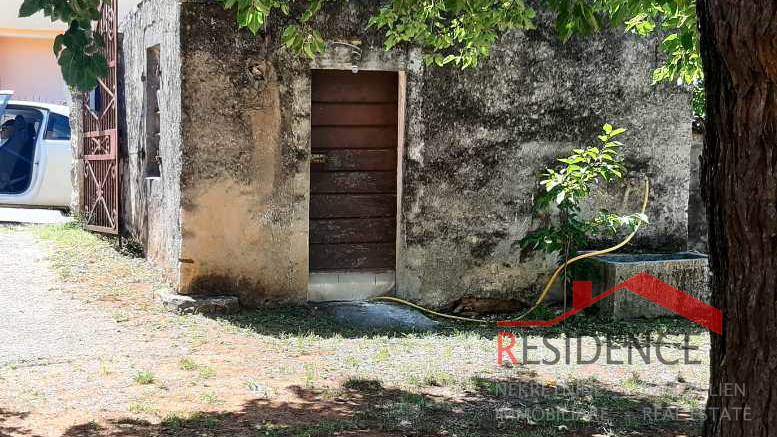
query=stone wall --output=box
[152,1,690,308]
[118,0,183,282]
[688,129,708,252]
[399,16,692,307]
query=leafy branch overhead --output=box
[20,0,701,91]
[18,0,108,91]
[546,0,701,84]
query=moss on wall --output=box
[121,0,691,308]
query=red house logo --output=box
[498,273,722,334]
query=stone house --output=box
[115,0,692,308]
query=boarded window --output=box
[144,45,161,179]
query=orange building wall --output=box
[0,36,67,104]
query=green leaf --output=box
[18,0,41,18]
[53,34,64,55]
[302,43,316,59]
[247,14,262,34]
[281,25,298,46]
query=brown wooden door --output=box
[310,70,399,271]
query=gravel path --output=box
[0,228,136,366]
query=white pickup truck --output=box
[0,91,72,209]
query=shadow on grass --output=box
[54,375,704,437]
[205,303,709,344]
[29,222,709,345]
[0,408,36,437]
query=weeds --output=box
[342,378,383,391]
[199,392,223,405]
[161,411,219,428]
[128,399,157,415]
[133,370,155,385]
[179,358,197,371]
[255,420,354,437]
[198,365,216,378]
[303,363,318,388]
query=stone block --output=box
[156,289,240,315]
[578,252,711,319]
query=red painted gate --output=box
[81,0,119,234]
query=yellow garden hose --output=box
[509,176,650,322]
[370,296,489,324]
[372,177,650,324]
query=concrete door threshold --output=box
[308,270,396,302]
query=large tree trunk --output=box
[698,1,777,436]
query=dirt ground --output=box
[0,224,710,437]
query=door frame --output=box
[307,67,407,302]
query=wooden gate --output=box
[81,0,119,234]
[309,70,399,271]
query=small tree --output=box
[520,124,648,260]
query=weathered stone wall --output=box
[172,1,691,308]
[118,0,183,282]
[176,1,419,305]
[400,17,692,307]
[688,129,708,252]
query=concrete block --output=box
[579,252,711,320]
[156,289,240,315]
[308,270,396,302]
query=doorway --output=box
[309,69,400,300]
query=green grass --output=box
[207,301,708,343]
[342,378,383,391]
[198,365,216,378]
[32,222,105,280]
[399,392,427,405]
[255,420,354,437]
[511,428,564,437]
[178,358,197,371]
[161,411,219,428]
[519,303,558,321]
[199,392,223,405]
[32,222,157,285]
[24,222,708,437]
[128,399,158,415]
[373,347,391,361]
[133,370,155,385]
[620,371,646,391]
[303,363,318,388]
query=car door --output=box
[33,111,72,207]
[0,104,71,208]
[0,92,10,115]
[0,101,42,202]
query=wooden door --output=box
[310,70,398,271]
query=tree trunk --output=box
[698,1,777,436]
